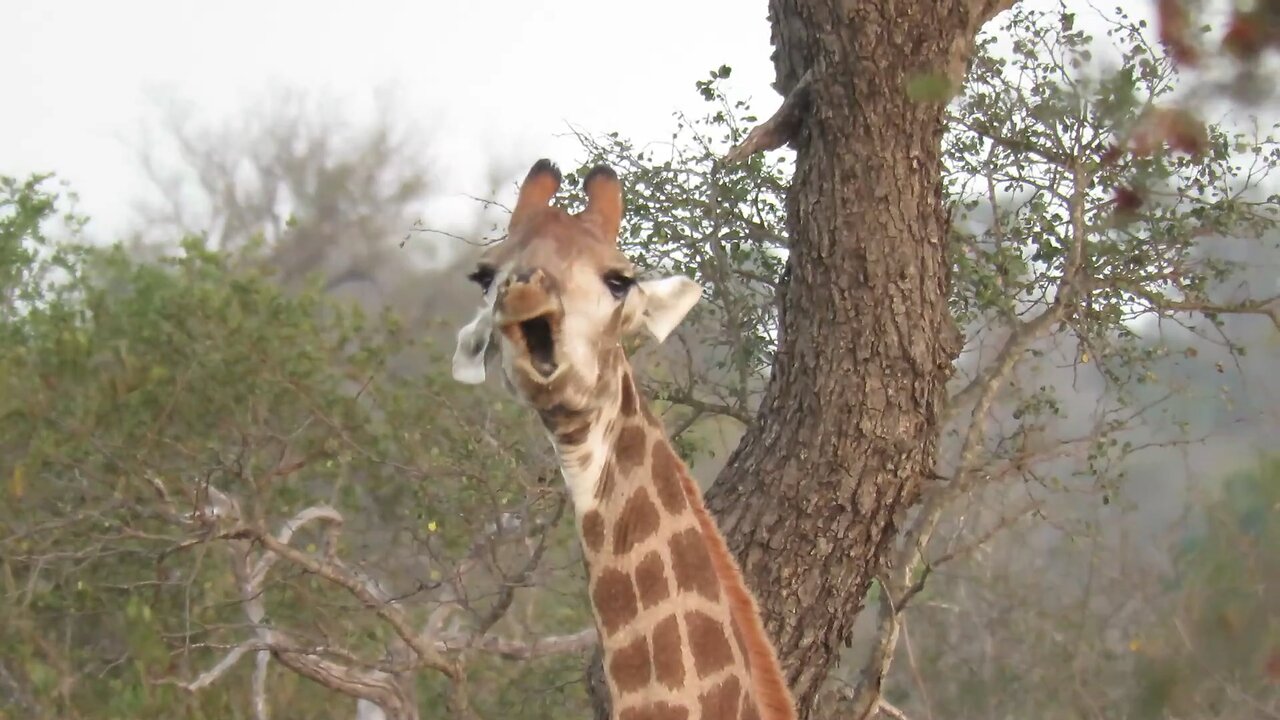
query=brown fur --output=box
[611,635,654,693]
[651,615,685,688]
[593,568,639,637]
[486,165,632,273]
[613,489,662,555]
[635,552,672,608]
[581,165,624,240]
[684,610,735,677]
[510,160,562,234]
[620,701,689,720]
[699,676,742,720]
[649,442,689,514]
[581,510,606,553]
[668,528,720,601]
[614,425,649,473]
[620,374,640,417]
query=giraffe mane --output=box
[675,465,798,720]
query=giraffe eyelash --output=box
[602,270,635,299]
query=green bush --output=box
[0,174,593,719]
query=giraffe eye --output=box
[602,271,635,300]
[468,266,496,293]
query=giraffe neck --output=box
[541,364,796,720]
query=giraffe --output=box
[450,159,797,720]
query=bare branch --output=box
[661,389,752,426]
[253,646,270,720]
[876,699,913,720]
[472,494,567,638]
[164,481,467,720]
[166,637,415,718]
[724,69,813,163]
[177,641,254,691]
[241,527,462,681]
[1109,281,1280,331]
[435,628,598,661]
[250,504,344,588]
[267,639,418,720]
[897,614,934,720]
[847,579,905,720]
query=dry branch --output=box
[724,70,814,164]
[435,628,598,661]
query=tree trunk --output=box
[701,1,1008,717]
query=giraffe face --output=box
[452,160,703,414]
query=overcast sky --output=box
[5,0,1204,248]
[3,0,785,241]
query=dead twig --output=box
[724,69,814,163]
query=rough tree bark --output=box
[699,1,1016,718]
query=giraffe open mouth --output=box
[518,314,558,378]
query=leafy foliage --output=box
[556,67,790,436]
[0,175,592,719]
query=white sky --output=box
[7,0,1224,251]
[2,0,779,241]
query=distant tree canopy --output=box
[1134,455,1280,718]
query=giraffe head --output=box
[451,159,703,414]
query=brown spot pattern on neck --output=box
[566,366,795,720]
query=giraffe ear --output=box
[510,159,562,231]
[635,276,703,344]
[579,165,623,241]
[452,308,493,384]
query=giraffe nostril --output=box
[513,268,542,285]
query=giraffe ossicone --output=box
[450,159,796,720]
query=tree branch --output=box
[662,388,752,426]
[176,641,254,691]
[166,637,417,719]
[876,699,913,720]
[472,494,567,638]
[1108,281,1280,331]
[435,628,598,661]
[250,504,344,589]
[724,69,814,163]
[240,527,462,681]
[164,488,434,719]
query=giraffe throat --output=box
[540,365,791,720]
